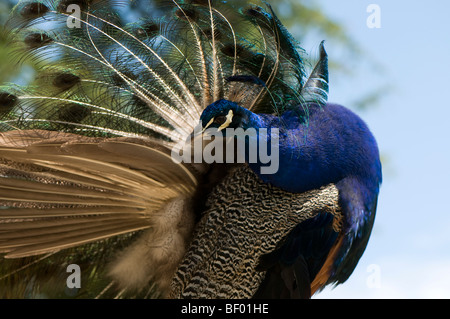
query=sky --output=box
[304,0,450,298]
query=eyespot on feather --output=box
[134,22,159,38]
[221,44,253,60]
[24,33,53,48]
[20,2,49,19]
[202,28,222,41]
[52,73,81,90]
[57,103,91,123]
[0,93,18,112]
[111,71,136,86]
[174,7,198,21]
[221,44,239,57]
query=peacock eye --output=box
[213,116,227,125]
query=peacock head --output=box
[200,99,262,133]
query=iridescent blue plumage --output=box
[199,98,382,297]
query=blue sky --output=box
[302,1,450,298]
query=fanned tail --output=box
[1,0,328,142]
[0,130,197,258]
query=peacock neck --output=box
[244,105,381,196]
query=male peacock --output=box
[0,0,382,298]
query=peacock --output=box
[0,0,382,299]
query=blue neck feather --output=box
[244,103,382,198]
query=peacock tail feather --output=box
[1,0,328,143]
